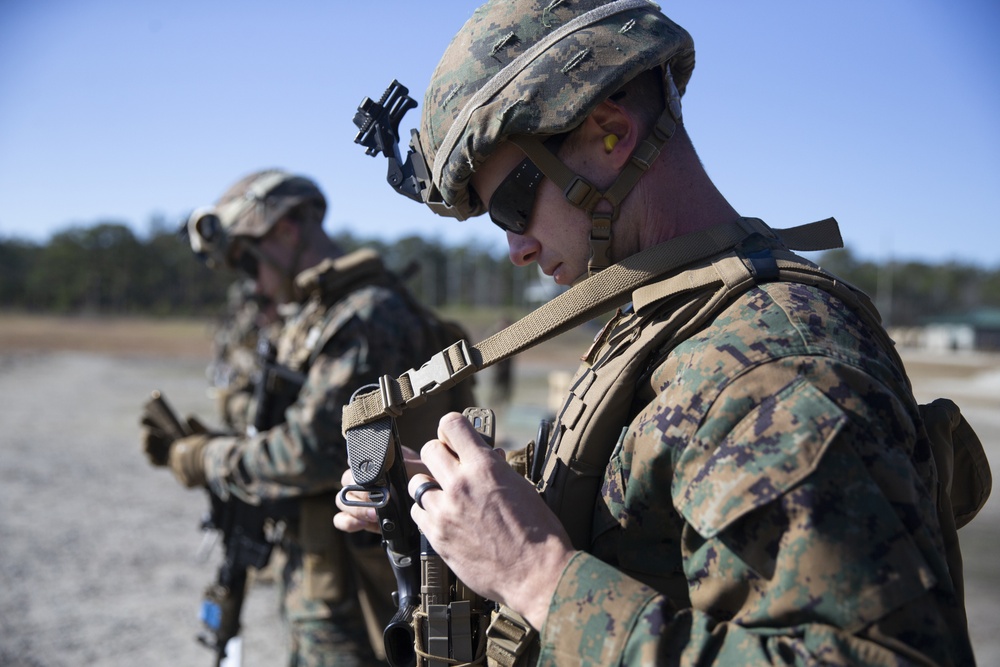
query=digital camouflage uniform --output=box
[207,278,274,435]
[533,258,976,665]
[203,251,472,666]
[348,1,986,664]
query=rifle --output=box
[143,389,281,666]
[197,493,274,667]
[339,394,494,667]
[248,332,306,436]
[144,390,192,443]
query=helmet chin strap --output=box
[284,229,310,302]
[507,66,683,277]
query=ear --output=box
[584,98,640,171]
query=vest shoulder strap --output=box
[295,248,391,304]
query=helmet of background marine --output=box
[186,169,326,270]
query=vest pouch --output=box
[919,398,992,529]
[918,397,991,618]
[486,604,540,667]
[542,456,608,550]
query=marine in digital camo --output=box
[206,278,278,435]
[334,1,991,665]
[142,169,474,666]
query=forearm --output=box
[536,552,662,666]
[204,349,359,501]
[203,424,344,502]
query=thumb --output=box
[436,412,489,459]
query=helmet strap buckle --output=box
[587,212,614,275]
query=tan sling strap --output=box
[341,216,843,433]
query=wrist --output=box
[509,538,576,630]
[168,434,211,488]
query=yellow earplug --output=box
[603,134,619,153]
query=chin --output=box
[557,268,585,286]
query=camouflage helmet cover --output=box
[213,169,326,240]
[419,0,694,220]
[186,169,326,268]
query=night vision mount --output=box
[353,80,432,204]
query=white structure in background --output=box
[922,323,977,352]
[892,309,1000,352]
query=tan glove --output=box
[140,390,210,467]
[168,434,211,488]
[140,413,209,466]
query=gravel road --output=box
[0,352,286,666]
[1,348,998,666]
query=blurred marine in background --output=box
[141,169,474,666]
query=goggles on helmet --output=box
[186,175,287,274]
[186,207,231,270]
[186,207,261,280]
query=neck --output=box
[296,227,343,274]
[633,130,741,250]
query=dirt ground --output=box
[1,315,998,666]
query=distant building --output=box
[918,309,1000,352]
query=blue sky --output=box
[1,1,998,267]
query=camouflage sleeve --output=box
[203,290,431,502]
[536,355,973,666]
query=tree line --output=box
[2,220,999,325]
[0,220,536,316]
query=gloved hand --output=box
[141,418,175,467]
[140,407,209,467]
[168,434,211,488]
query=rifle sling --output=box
[341,216,843,433]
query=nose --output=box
[506,230,540,267]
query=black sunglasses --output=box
[487,134,568,235]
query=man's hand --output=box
[140,391,207,467]
[333,445,428,534]
[407,412,574,631]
